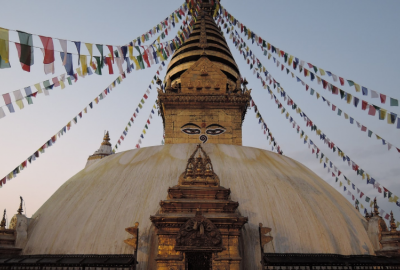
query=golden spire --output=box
[101,131,111,146]
[373,197,379,216]
[390,211,397,232]
[0,209,6,230]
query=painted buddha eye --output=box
[206,128,225,135]
[182,128,201,135]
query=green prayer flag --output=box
[94,56,102,75]
[67,77,72,85]
[145,124,148,129]
[336,177,338,182]
[368,130,372,137]
[96,44,104,67]
[141,99,145,104]
[384,192,387,198]
[310,89,315,95]
[390,98,399,106]
[365,197,370,202]
[25,96,33,104]
[340,90,345,99]
[138,103,143,109]
[347,80,355,87]
[262,40,266,47]
[0,55,11,69]
[43,80,52,90]
[338,109,342,116]
[313,66,318,73]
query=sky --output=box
[0,0,399,227]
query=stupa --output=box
[1,0,400,269]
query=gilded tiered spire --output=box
[158,1,250,146]
[101,131,111,146]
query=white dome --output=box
[23,144,374,269]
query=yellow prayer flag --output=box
[340,182,342,187]
[354,83,361,92]
[34,83,43,94]
[305,135,308,141]
[128,46,134,60]
[362,173,365,180]
[316,129,321,135]
[370,201,374,208]
[76,67,82,77]
[281,108,284,114]
[300,133,304,138]
[361,204,364,209]
[143,129,146,134]
[285,112,289,117]
[319,68,326,76]
[175,13,179,23]
[344,113,349,119]
[0,27,9,63]
[84,107,87,113]
[376,134,381,139]
[157,36,161,43]
[141,35,145,43]
[347,180,350,185]
[366,174,370,179]
[95,97,99,104]
[15,99,24,110]
[387,112,394,124]
[60,80,65,89]
[132,57,140,70]
[389,195,399,203]
[262,66,266,72]
[291,72,294,78]
[320,158,322,164]
[325,157,328,163]
[288,55,293,66]
[268,53,271,60]
[85,43,93,64]
[380,109,386,120]
[346,93,352,104]
[153,104,156,109]
[316,93,320,99]
[80,55,88,76]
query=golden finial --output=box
[17,196,23,215]
[0,209,6,230]
[101,131,111,146]
[373,197,379,216]
[390,211,397,232]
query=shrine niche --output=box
[150,144,248,270]
[175,210,222,252]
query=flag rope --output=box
[0,60,136,189]
[227,25,400,212]
[224,23,400,154]
[218,5,400,112]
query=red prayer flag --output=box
[368,104,376,116]
[147,119,150,124]
[385,213,390,220]
[397,147,400,153]
[339,77,344,86]
[322,80,328,89]
[306,85,309,91]
[362,100,368,110]
[361,125,367,132]
[332,86,339,95]
[105,57,114,74]
[380,94,386,104]
[143,94,148,99]
[120,136,124,141]
[21,160,27,168]
[52,77,60,87]
[332,105,336,111]
[15,43,31,72]
[39,36,55,64]
[118,140,121,145]
[307,63,313,68]
[79,112,82,118]
[338,171,341,176]
[31,92,38,97]
[107,45,114,63]
[360,192,364,198]
[133,113,136,118]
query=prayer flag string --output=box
[229,27,400,211]
[217,5,400,112]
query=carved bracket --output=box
[124,222,139,253]
[259,223,273,253]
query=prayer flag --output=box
[39,36,55,65]
[85,43,93,64]
[390,98,398,106]
[16,31,34,71]
[74,41,81,65]
[0,27,10,66]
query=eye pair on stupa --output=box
[181,123,226,136]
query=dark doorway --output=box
[186,252,212,270]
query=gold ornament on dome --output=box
[196,80,202,89]
[179,144,219,186]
